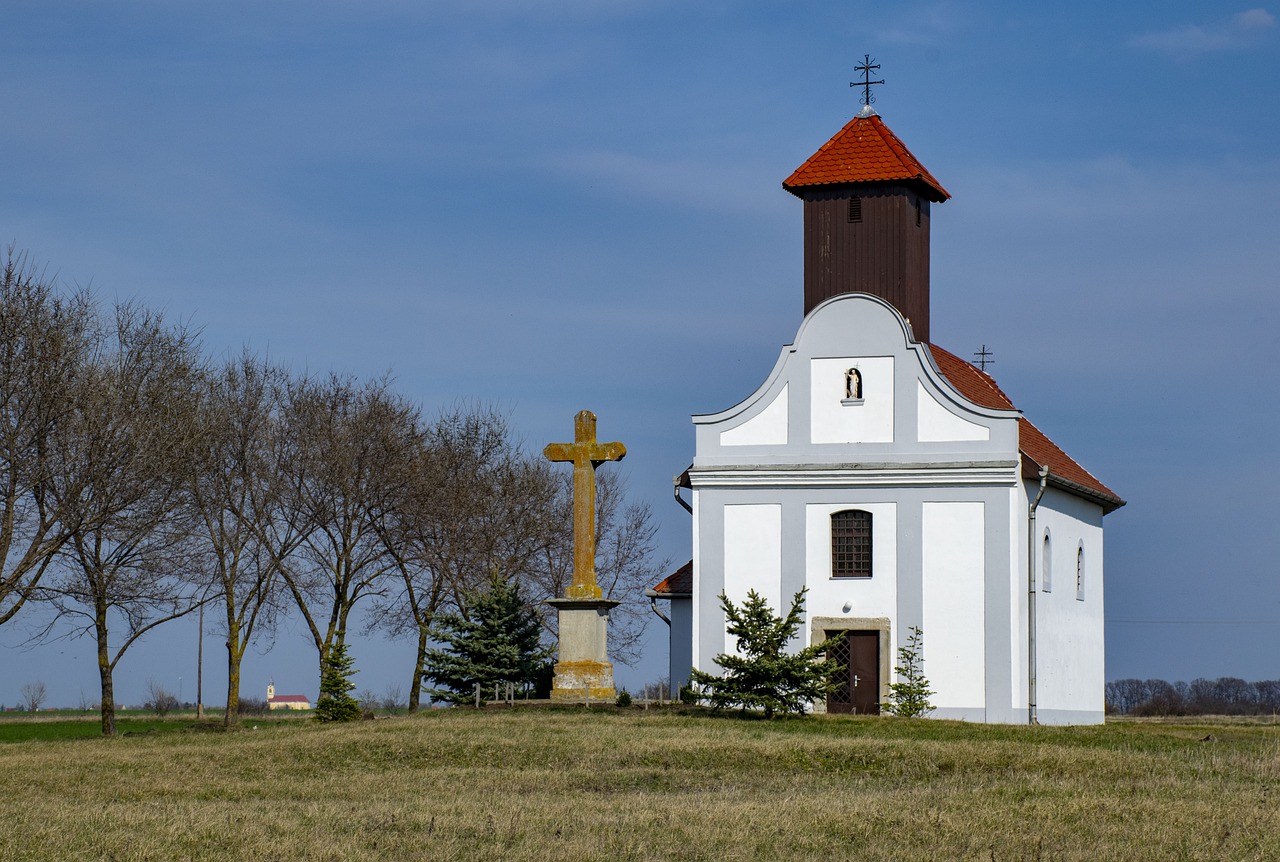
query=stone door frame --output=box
[810,616,892,715]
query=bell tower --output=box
[783,62,949,343]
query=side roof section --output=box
[928,344,1124,513]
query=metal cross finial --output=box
[974,344,995,372]
[850,54,884,106]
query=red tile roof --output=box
[268,694,310,704]
[926,343,1016,410]
[650,560,692,597]
[927,344,1124,512]
[783,112,950,202]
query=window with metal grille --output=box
[847,196,862,223]
[831,509,872,578]
[1076,543,1085,601]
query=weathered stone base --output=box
[550,660,616,701]
[547,596,621,701]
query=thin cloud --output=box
[541,149,780,217]
[1130,7,1276,55]
[876,1,962,47]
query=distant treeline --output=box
[1106,678,1280,716]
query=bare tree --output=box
[365,406,560,710]
[0,248,95,626]
[41,303,208,736]
[190,352,298,725]
[144,678,179,716]
[277,374,421,680]
[19,680,48,712]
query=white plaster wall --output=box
[720,384,788,446]
[917,380,990,442]
[803,502,897,624]
[922,502,986,711]
[690,494,705,674]
[722,503,782,654]
[1033,489,1106,722]
[810,357,894,444]
[1008,486,1027,713]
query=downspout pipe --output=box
[1028,464,1050,726]
[673,473,692,514]
[644,589,672,627]
[663,474,690,627]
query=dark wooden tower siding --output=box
[800,182,932,340]
[784,109,948,343]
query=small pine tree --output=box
[424,576,551,706]
[314,638,362,722]
[882,625,934,717]
[689,588,839,719]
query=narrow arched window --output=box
[832,510,872,578]
[1042,531,1052,593]
[1076,543,1085,601]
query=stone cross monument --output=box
[543,410,626,700]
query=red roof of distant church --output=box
[927,344,1124,512]
[268,694,310,704]
[783,112,950,202]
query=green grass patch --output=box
[0,712,310,742]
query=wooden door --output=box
[826,630,880,715]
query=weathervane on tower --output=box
[850,54,884,107]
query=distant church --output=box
[266,680,311,711]
[651,88,1124,724]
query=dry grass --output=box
[2,708,1277,861]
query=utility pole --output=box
[196,603,204,719]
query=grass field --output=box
[1,707,1277,861]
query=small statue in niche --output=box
[845,368,862,400]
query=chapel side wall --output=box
[667,597,693,697]
[1034,487,1106,724]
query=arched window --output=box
[1042,531,1052,593]
[832,510,872,578]
[1076,543,1085,601]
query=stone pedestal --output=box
[548,597,621,700]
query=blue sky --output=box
[2,1,1278,707]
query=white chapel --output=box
[650,102,1124,725]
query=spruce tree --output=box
[423,577,550,705]
[882,625,934,717]
[314,638,361,722]
[690,588,839,719]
